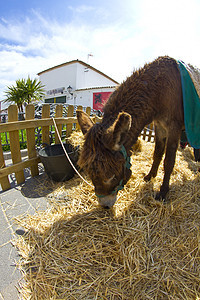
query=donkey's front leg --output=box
[144,124,166,181]
[156,134,179,200]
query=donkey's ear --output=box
[105,112,131,151]
[76,110,94,135]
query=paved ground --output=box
[0,162,50,300]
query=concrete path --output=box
[0,164,50,299]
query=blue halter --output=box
[96,145,131,198]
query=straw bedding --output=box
[14,133,200,299]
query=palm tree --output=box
[24,77,45,104]
[4,77,45,111]
[5,79,25,112]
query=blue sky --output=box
[1,0,200,101]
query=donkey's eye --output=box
[103,175,115,185]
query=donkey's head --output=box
[77,111,132,208]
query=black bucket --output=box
[38,143,79,182]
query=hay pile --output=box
[14,135,200,299]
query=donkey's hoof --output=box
[155,190,168,201]
[155,192,164,201]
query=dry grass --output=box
[14,136,200,300]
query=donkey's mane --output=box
[103,56,178,122]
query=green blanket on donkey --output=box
[178,60,200,149]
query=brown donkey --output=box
[77,56,184,208]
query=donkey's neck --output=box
[103,80,155,150]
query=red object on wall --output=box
[93,92,112,111]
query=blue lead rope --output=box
[120,145,131,170]
[97,145,131,197]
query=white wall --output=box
[39,61,117,93]
[74,87,115,108]
[39,61,118,108]
[39,63,77,93]
[76,63,117,89]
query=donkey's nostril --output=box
[103,206,110,209]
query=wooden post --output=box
[8,105,25,185]
[55,104,63,144]
[76,105,83,130]
[86,106,91,116]
[42,104,50,145]
[147,123,154,142]
[142,127,147,141]
[0,137,10,190]
[66,105,74,137]
[26,104,39,177]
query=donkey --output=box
[77,56,184,208]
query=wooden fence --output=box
[0,104,154,191]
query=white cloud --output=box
[1,0,200,101]
[135,0,200,64]
[68,5,95,14]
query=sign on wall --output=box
[93,92,112,111]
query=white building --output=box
[38,60,119,110]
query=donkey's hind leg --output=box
[144,124,166,182]
[156,128,181,200]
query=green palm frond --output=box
[4,77,45,111]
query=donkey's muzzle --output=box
[97,193,117,208]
